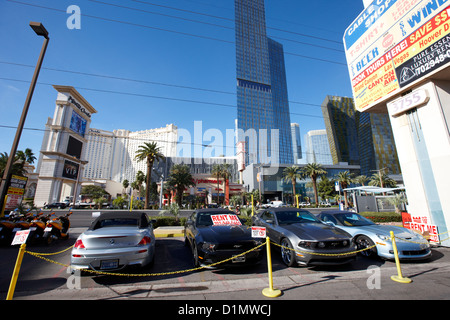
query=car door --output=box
[257,210,282,243]
[184,211,197,245]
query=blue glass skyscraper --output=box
[235,0,293,165]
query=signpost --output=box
[251,226,266,238]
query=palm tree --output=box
[221,163,232,205]
[135,142,165,209]
[0,152,26,183]
[122,179,129,196]
[211,164,222,204]
[282,166,302,206]
[387,194,407,214]
[369,172,397,188]
[302,163,327,207]
[335,170,354,209]
[354,175,369,186]
[135,170,145,198]
[167,164,195,207]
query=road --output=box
[1,209,449,305]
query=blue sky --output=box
[0,0,364,163]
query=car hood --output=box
[199,225,252,243]
[282,222,352,241]
[357,224,418,238]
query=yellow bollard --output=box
[251,194,254,217]
[262,237,282,298]
[390,231,412,284]
[6,243,27,300]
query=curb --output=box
[154,226,185,238]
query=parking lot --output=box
[1,210,450,301]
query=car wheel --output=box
[192,241,200,267]
[356,235,377,258]
[281,238,296,267]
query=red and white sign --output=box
[11,230,30,245]
[404,215,439,242]
[211,214,242,226]
[251,226,266,238]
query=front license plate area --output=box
[100,259,119,270]
[232,255,245,263]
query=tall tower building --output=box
[321,95,400,176]
[321,96,359,165]
[305,129,333,165]
[235,0,293,165]
[290,123,302,164]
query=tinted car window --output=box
[93,218,139,230]
[275,211,320,224]
[260,211,275,222]
[335,213,375,226]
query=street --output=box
[0,210,449,302]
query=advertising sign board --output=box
[5,175,28,211]
[344,0,450,112]
[210,214,242,226]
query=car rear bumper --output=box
[71,245,154,272]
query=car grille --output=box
[301,240,351,250]
[216,241,256,251]
[402,249,430,256]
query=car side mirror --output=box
[265,219,274,224]
[324,221,335,226]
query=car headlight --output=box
[202,242,216,252]
[377,234,390,241]
[298,241,313,249]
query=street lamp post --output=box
[0,22,49,213]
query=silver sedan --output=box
[71,212,156,273]
[253,208,357,267]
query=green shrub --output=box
[151,216,187,228]
[359,211,402,223]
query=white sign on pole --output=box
[251,226,266,238]
[11,230,30,245]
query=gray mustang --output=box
[252,208,357,267]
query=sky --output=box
[0,0,364,165]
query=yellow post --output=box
[262,236,282,298]
[129,195,133,212]
[6,243,27,300]
[296,195,299,208]
[390,231,412,284]
[251,194,254,216]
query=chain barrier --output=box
[23,238,384,277]
[270,240,377,257]
[24,242,266,277]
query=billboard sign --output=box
[344,0,450,112]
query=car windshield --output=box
[335,213,375,226]
[275,210,320,224]
[93,218,139,229]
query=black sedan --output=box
[184,209,264,268]
[44,202,67,209]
